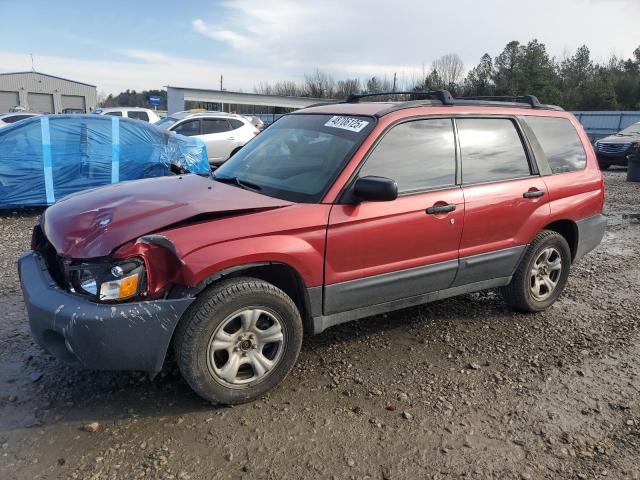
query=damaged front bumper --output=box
[18,251,194,372]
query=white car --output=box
[92,107,161,123]
[0,112,41,128]
[155,111,260,166]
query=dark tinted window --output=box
[4,115,31,123]
[203,118,231,134]
[174,119,201,136]
[104,111,122,117]
[360,119,456,193]
[128,111,149,121]
[229,119,245,129]
[457,118,530,184]
[525,117,586,173]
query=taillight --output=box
[253,130,260,136]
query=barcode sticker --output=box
[324,116,369,132]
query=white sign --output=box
[324,116,369,133]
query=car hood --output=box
[42,174,293,258]
[597,134,639,144]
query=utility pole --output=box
[220,75,224,112]
[30,53,35,72]
[392,72,397,92]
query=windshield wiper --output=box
[213,175,262,191]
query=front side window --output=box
[128,111,149,121]
[213,114,375,203]
[203,118,231,134]
[359,118,456,193]
[525,117,586,173]
[174,119,201,137]
[457,118,531,184]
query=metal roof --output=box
[0,71,96,88]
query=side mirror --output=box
[353,176,398,202]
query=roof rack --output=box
[346,90,455,105]
[455,95,542,108]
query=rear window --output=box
[128,111,149,122]
[104,111,122,117]
[229,119,245,129]
[525,117,586,174]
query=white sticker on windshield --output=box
[324,116,369,133]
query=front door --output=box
[324,118,464,315]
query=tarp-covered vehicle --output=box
[0,115,210,209]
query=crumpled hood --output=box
[42,174,292,258]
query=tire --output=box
[175,277,303,404]
[501,230,571,312]
[598,161,611,170]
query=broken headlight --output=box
[69,258,146,302]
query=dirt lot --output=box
[0,169,638,480]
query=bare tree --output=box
[304,69,335,98]
[335,78,361,99]
[431,53,465,89]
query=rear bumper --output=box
[18,251,194,372]
[575,214,606,261]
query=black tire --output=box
[598,161,611,170]
[501,230,571,312]
[175,277,303,404]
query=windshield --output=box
[213,113,375,202]
[618,122,640,136]
[155,116,180,129]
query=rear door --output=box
[201,118,237,165]
[453,117,550,286]
[324,118,464,315]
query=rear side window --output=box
[128,111,149,121]
[359,118,456,193]
[174,119,201,136]
[203,118,231,134]
[525,117,586,173]
[229,119,245,129]
[457,118,531,184]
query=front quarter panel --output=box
[158,203,331,288]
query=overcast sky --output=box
[0,0,638,95]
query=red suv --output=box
[19,92,606,404]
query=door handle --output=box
[523,189,545,199]
[426,204,456,215]
[226,137,235,140]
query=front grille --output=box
[597,142,631,155]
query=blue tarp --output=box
[0,114,210,208]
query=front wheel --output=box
[501,230,571,312]
[175,277,303,404]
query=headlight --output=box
[69,258,146,301]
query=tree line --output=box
[255,40,640,111]
[99,39,640,111]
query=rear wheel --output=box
[175,277,303,404]
[501,230,571,312]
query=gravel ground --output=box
[0,169,638,480]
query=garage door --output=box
[61,95,86,113]
[0,91,19,113]
[28,93,54,113]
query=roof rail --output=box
[457,95,542,109]
[346,90,454,106]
